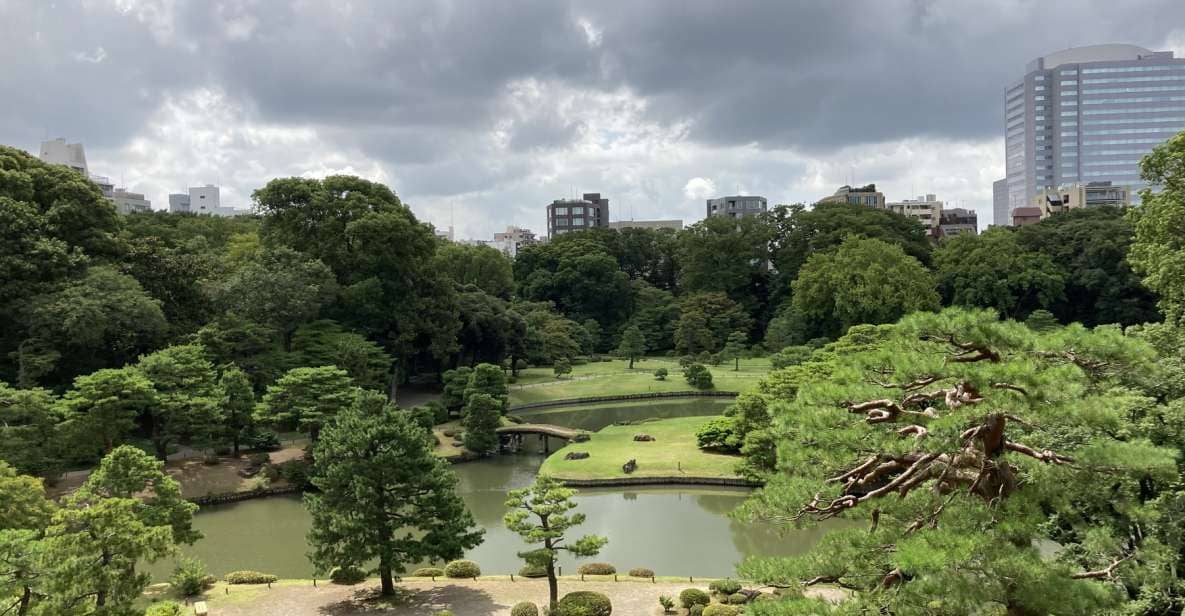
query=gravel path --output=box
[199,579,843,615]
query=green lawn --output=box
[537,415,743,481]
[508,356,772,406]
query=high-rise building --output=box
[818,184,885,208]
[886,194,942,235]
[38,138,88,175]
[992,178,1009,227]
[706,195,767,219]
[547,192,609,237]
[1003,44,1185,224]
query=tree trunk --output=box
[379,557,394,596]
[735,357,739,371]
[232,431,240,457]
[309,425,321,443]
[154,436,169,461]
[546,561,559,611]
[17,585,31,616]
[628,357,635,369]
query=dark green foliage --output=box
[137,343,222,460]
[306,391,483,595]
[258,365,356,442]
[511,601,541,616]
[689,605,704,616]
[224,571,278,584]
[275,459,313,489]
[1024,308,1060,332]
[443,560,481,578]
[630,281,679,352]
[58,366,155,456]
[701,605,741,616]
[0,383,62,478]
[291,320,392,391]
[556,591,612,616]
[679,588,710,608]
[1131,131,1185,322]
[411,567,444,577]
[763,307,810,351]
[170,558,212,596]
[242,428,281,452]
[554,358,572,378]
[792,236,939,339]
[219,364,256,457]
[519,564,547,578]
[696,417,741,453]
[683,363,713,390]
[329,565,367,584]
[720,331,748,370]
[433,242,514,299]
[145,601,187,616]
[725,592,747,605]
[677,215,774,318]
[675,293,753,354]
[441,366,473,411]
[577,562,616,575]
[615,325,647,369]
[465,363,508,412]
[462,393,501,454]
[654,368,668,381]
[212,246,338,344]
[934,228,1065,320]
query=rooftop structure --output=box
[818,184,886,208]
[706,195,767,219]
[547,192,609,237]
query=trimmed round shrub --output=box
[627,567,655,578]
[683,363,714,390]
[518,564,547,578]
[680,588,711,608]
[702,605,742,616]
[145,601,186,616]
[709,579,743,595]
[444,559,481,578]
[225,570,278,584]
[412,567,444,577]
[329,566,366,585]
[556,591,612,616]
[726,592,748,605]
[511,602,540,616]
[577,562,616,575]
[689,605,705,616]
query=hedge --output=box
[680,588,711,608]
[628,567,655,578]
[329,566,366,585]
[702,605,743,616]
[224,571,278,584]
[519,564,548,578]
[511,602,540,616]
[444,560,481,578]
[709,579,742,595]
[412,567,445,577]
[577,562,616,575]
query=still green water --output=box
[151,398,839,580]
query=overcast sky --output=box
[3,1,1184,238]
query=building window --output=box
[555,206,568,215]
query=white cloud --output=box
[683,177,716,201]
[1165,28,1185,58]
[72,46,108,63]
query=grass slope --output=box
[509,356,771,406]
[538,415,742,481]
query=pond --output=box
[150,397,843,580]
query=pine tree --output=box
[615,324,647,369]
[505,476,607,611]
[257,365,355,442]
[721,330,748,371]
[306,391,483,596]
[462,393,501,454]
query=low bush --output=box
[556,591,612,616]
[770,345,812,369]
[246,452,271,467]
[577,562,616,575]
[654,368,668,381]
[409,406,437,432]
[436,612,455,616]
[145,601,186,616]
[225,570,278,584]
[554,358,572,379]
[689,605,705,616]
[170,558,212,596]
[329,566,366,585]
[444,559,481,578]
[518,564,547,578]
[702,605,742,616]
[658,595,675,613]
[276,459,312,488]
[709,579,743,595]
[682,363,714,390]
[726,592,748,604]
[678,355,695,367]
[628,567,655,578]
[412,567,444,577]
[511,602,540,616]
[679,588,711,608]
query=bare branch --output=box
[1071,553,1134,580]
[1004,441,1074,465]
[991,382,1029,396]
[896,425,928,441]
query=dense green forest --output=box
[2,128,1185,615]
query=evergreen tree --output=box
[721,330,748,371]
[136,344,222,460]
[462,393,501,454]
[257,365,355,442]
[218,365,255,457]
[306,391,483,596]
[58,367,155,456]
[464,363,509,413]
[737,308,1178,614]
[505,475,608,611]
[615,324,647,369]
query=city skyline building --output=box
[705,195,767,219]
[38,138,88,175]
[1003,44,1185,225]
[168,184,248,216]
[546,192,609,237]
[886,194,943,235]
[818,184,886,208]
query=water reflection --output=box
[151,399,840,580]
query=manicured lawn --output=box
[509,356,772,406]
[538,415,743,481]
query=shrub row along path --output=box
[190,579,844,615]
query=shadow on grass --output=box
[319,584,506,615]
